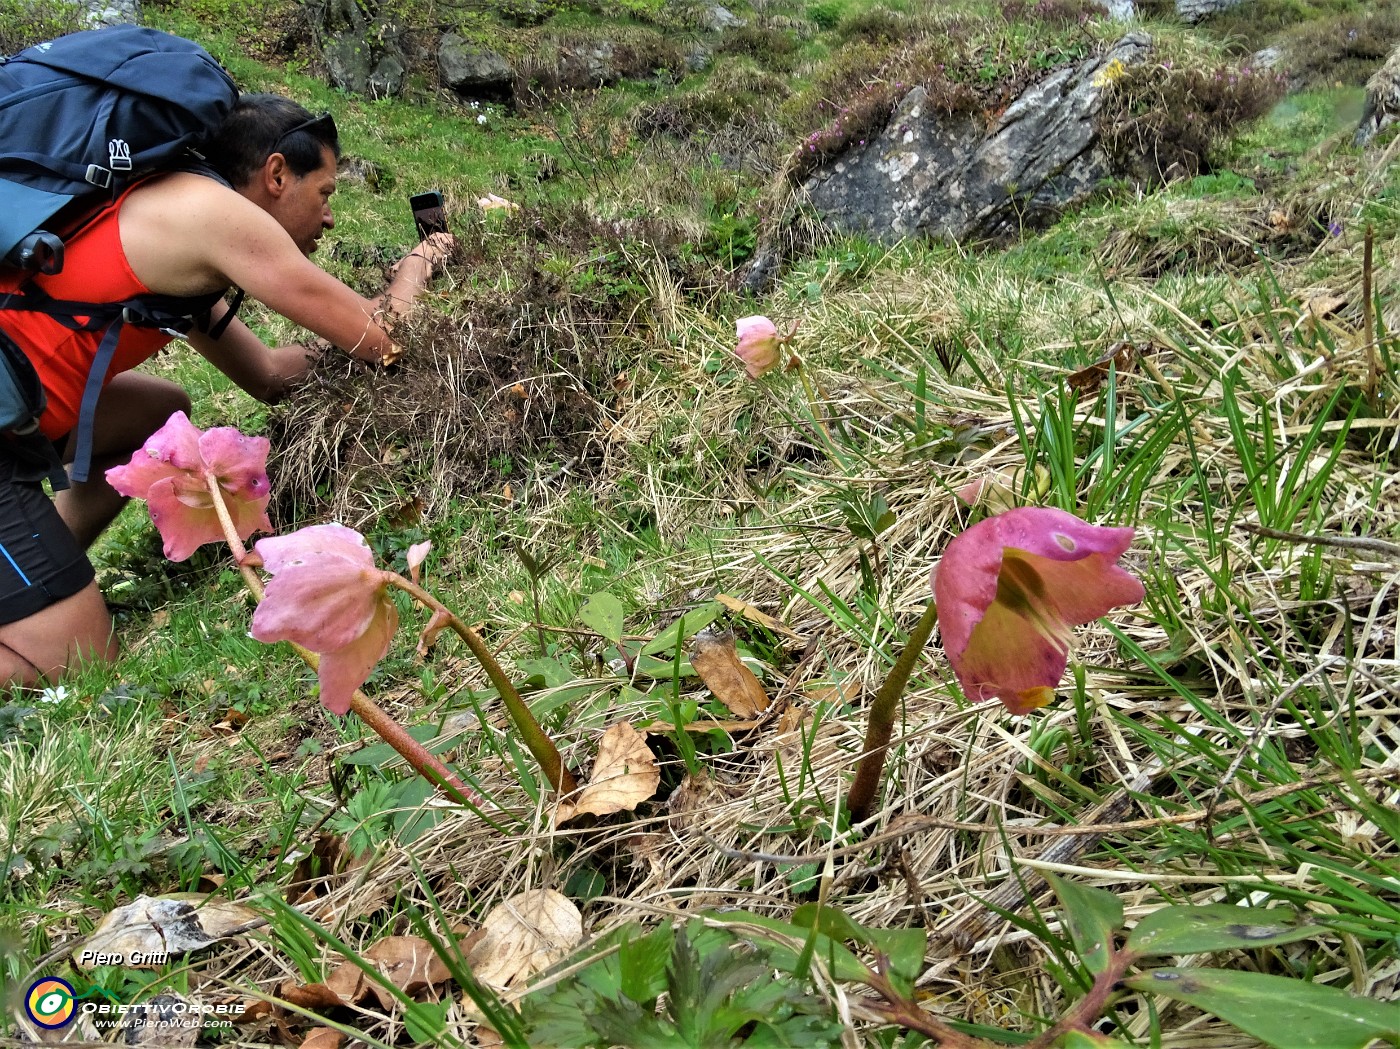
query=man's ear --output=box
[262,152,290,197]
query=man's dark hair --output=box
[204,93,341,189]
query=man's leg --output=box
[0,583,114,687]
[56,372,191,548]
[0,451,115,688]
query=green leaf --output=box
[516,655,578,690]
[619,923,673,1005]
[705,911,871,984]
[1045,873,1125,975]
[866,927,927,991]
[403,1000,448,1044]
[577,592,626,644]
[1064,1033,1137,1049]
[1125,967,1400,1049]
[640,602,723,656]
[341,724,454,766]
[1126,904,1321,957]
[791,903,869,946]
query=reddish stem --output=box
[206,478,476,806]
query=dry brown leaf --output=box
[301,1028,345,1049]
[714,593,804,641]
[358,935,452,1010]
[466,889,582,994]
[556,722,660,825]
[277,979,351,1011]
[1066,340,1138,392]
[690,632,769,718]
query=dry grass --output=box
[121,216,1399,1046]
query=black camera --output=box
[409,190,448,239]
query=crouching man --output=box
[0,94,455,686]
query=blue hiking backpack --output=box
[0,24,240,484]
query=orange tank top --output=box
[0,183,175,440]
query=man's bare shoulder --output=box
[119,172,262,295]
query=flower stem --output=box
[388,575,577,796]
[847,601,940,826]
[205,479,476,806]
[795,363,839,457]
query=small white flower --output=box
[470,101,480,109]
[477,114,488,125]
[38,685,68,705]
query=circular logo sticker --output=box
[25,978,76,1029]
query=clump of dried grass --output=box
[265,281,607,529]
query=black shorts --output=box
[0,437,93,625]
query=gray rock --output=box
[697,4,744,31]
[1094,0,1135,19]
[63,0,140,25]
[800,32,1153,245]
[324,27,406,99]
[1355,43,1400,146]
[1176,0,1244,22]
[439,33,514,98]
[559,41,618,87]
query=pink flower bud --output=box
[735,315,783,378]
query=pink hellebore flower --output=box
[735,315,784,378]
[250,524,398,716]
[933,507,1144,715]
[105,411,272,562]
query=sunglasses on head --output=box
[274,111,337,149]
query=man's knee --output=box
[0,584,115,688]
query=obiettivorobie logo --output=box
[24,978,76,1029]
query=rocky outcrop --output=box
[312,0,408,100]
[438,34,513,100]
[64,0,139,25]
[1176,0,1244,22]
[798,32,1152,246]
[1095,0,1135,19]
[1356,44,1400,146]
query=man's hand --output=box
[392,231,457,281]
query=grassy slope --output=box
[2,1,1398,1046]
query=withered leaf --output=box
[555,722,660,825]
[714,593,804,641]
[359,935,452,1010]
[1066,340,1137,392]
[78,894,259,969]
[690,632,769,718]
[466,889,582,994]
[301,1028,345,1049]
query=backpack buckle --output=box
[85,164,112,189]
[108,139,132,171]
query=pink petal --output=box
[104,410,204,500]
[315,595,398,715]
[256,524,375,576]
[145,477,224,562]
[251,525,391,653]
[200,427,272,502]
[105,453,182,502]
[934,507,1143,715]
[143,410,205,472]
